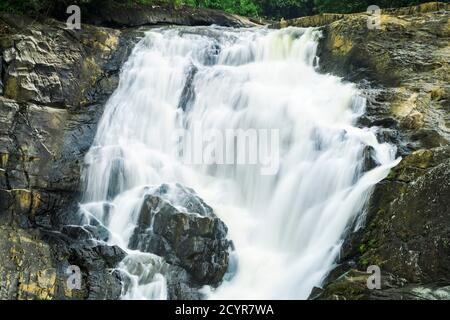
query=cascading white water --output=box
[80,26,400,300]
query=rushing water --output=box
[79,26,400,300]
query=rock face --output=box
[317,3,449,155]
[129,184,230,285]
[312,148,450,300]
[127,183,230,299]
[0,13,138,299]
[358,150,450,283]
[275,3,450,300]
[276,2,449,156]
[272,2,449,29]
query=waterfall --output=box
[80,26,400,300]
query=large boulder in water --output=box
[129,183,230,287]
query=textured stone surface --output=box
[294,4,450,300]
[129,184,230,298]
[0,225,56,300]
[318,8,449,153]
[272,2,449,28]
[0,13,138,299]
[277,3,449,157]
[79,1,257,28]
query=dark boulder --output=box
[361,146,377,172]
[129,183,230,287]
[315,147,450,300]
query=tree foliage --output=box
[185,0,434,18]
[314,0,434,14]
[0,0,437,19]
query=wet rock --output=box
[61,224,109,243]
[79,2,256,28]
[165,264,204,300]
[362,146,377,172]
[129,184,230,287]
[370,118,398,128]
[1,15,116,107]
[318,147,450,299]
[272,2,448,29]
[0,55,3,95]
[315,6,449,152]
[0,14,135,195]
[0,224,124,300]
[0,14,141,299]
[362,156,450,283]
[117,252,204,300]
[178,65,198,112]
[311,268,450,300]
[278,3,449,154]
[42,229,125,300]
[277,4,450,300]
[0,225,57,300]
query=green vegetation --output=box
[0,0,437,19]
[314,0,435,14]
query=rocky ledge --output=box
[276,2,450,300]
[0,12,140,299]
[78,1,257,28]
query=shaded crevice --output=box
[178,64,198,113]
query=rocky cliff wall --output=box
[281,3,450,300]
[0,13,141,299]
